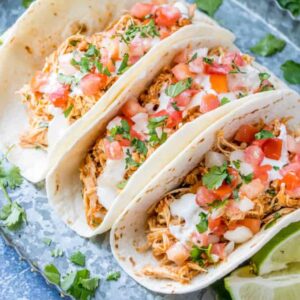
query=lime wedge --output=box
[251,221,300,275]
[225,265,300,300]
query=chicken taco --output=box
[46,30,286,237]
[111,89,300,294]
[0,0,217,182]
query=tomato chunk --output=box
[30,71,48,93]
[130,3,154,19]
[200,94,220,113]
[214,184,232,200]
[172,63,193,81]
[80,73,108,96]
[166,110,182,128]
[104,139,123,160]
[204,62,231,75]
[211,243,226,260]
[254,164,272,184]
[262,138,282,160]
[239,179,265,199]
[48,85,69,108]
[210,74,228,93]
[234,124,259,143]
[121,99,146,118]
[280,172,300,191]
[155,6,181,27]
[244,145,264,166]
[238,218,261,234]
[196,186,216,207]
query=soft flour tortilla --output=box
[46,27,286,238]
[110,89,300,294]
[0,0,216,183]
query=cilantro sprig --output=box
[250,34,286,57]
[106,271,121,281]
[196,212,208,233]
[190,244,213,266]
[165,78,192,98]
[147,115,168,146]
[202,163,230,190]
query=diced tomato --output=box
[155,6,181,27]
[280,172,300,191]
[130,128,146,141]
[208,217,222,231]
[174,49,188,64]
[211,243,226,260]
[280,163,300,177]
[129,37,145,58]
[196,186,216,207]
[114,135,131,147]
[30,71,49,93]
[48,85,69,108]
[104,139,123,160]
[213,222,227,237]
[109,38,120,61]
[159,27,171,39]
[210,74,228,93]
[238,218,261,234]
[244,145,264,166]
[100,48,116,72]
[287,135,300,154]
[189,57,204,73]
[130,3,154,19]
[234,124,259,143]
[239,179,265,199]
[171,63,193,81]
[222,52,245,67]
[166,110,182,128]
[80,73,108,96]
[228,167,240,188]
[261,138,282,160]
[254,164,272,184]
[121,99,146,118]
[200,94,220,114]
[214,184,232,200]
[204,62,231,75]
[151,109,169,118]
[225,200,242,219]
[192,232,209,247]
[173,90,196,107]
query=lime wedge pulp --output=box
[225,265,300,300]
[251,221,300,275]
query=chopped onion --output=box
[224,226,253,244]
[205,151,226,168]
[107,116,122,131]
[224,241,235,255]
[239,162,254,176]
[237,197,254,212]
[230,150,244,163]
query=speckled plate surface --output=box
[0,0,299,299]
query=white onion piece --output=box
[211,254,220,263]
[131,113,148,134]
[107,116,122,131]
[224,241,235,255]
[230,150,244,163]
[224,226,253,244]
[239,162,254,176]
[237,197,254,212]
[205,151,226,168]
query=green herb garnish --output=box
[203,57,214,65]
[196,212,208,233]
[117,180,128,190]
[255,129,274,140]
[273,166,280,171]
[125,149,141,169]
[131,138,148,156]
[117,53,129,75]
[202,163,229,190]
[240,173,253,184]
[147,116,168,146]
[106,271,121,281]
[171,101,180,111]
[43,238,52,246]
[64,105,74,118]
[250,34,286,57]
[22,0,35,8]
[277,0,300,17]
[220,97,230,106]
[51,248,64,258]
[165,78,192,98]
[70,251,86,267]
[195,0,223,16]
[44,264,60,285]
[281,60,300,84]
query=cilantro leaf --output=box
[117,53,129,75]
[195,0,223,16]
[106,271,121,281]
[202,163,229,190]
[125,150,140,169]
[1,202,26,230]
[190,244,213,265]
[80,277,100,290]
[44,264,61,285]
[240,173,253,184]
[208,199,228,209]
[250,34,286,57]
[255,129,274,140]
[51,248,64,258]
[61,271,78,292]
[110,119,130,140]
[232,160,241,169]
[85,44,99,57]
[22,0,35,8]
[57,73,76,86]
[165,78,192,98]
[277,0,300,17]
[131,138,148,156]
[171,101,180,111]
[281,60,300,84]
[0,165,23,189]
[70,251,86,267]
[147,115,168,146]
[259,72,271,81]
[188,53,198,63]
[203,57,214,65]
[196,212,208,233]
[220,97,230,106]
[43,238,52,246]
[273,166,280,171]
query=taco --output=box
[0,0,217,182]
[46,28,286,237]
[110,89,300,294]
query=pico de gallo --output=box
[80,45,277,228]
[19,0,198,149]
[140,118,300,283]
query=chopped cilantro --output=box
[70,251,86,267]
[203,57,214,65]
[125,150,141,169]
[147,115,168,146]
[281,60,300,84]
[85,44,99,57]
[22,0,35,8]
[273,166,280,171]
[276,0,300,17]
[259,72,271,81]
[131,138,148,156]
[188,53,198,63]
[250,34,286,57]
[165,78,192,98]
[117,53,129,75]
[196,212,208,233]
[64,105,74,118]
[202,163,229,190]
[57,73,76,85]
[195,0,223,16]
[44,264,60,285]
[106,271,121,281]
[208,199,228,209]
[220,97,230,106]
[190,244,213,265]
[241,173,253,184]
[232,160,241,169]
[51,248,64,258]
[110,119,130,140]
[255,129,274,140]
[171,101,180,111]
[43,238,52,246]
[117,180,127,190]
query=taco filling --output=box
[80,45,277,228]
[19,1,198,150]
[139,118,300,283]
